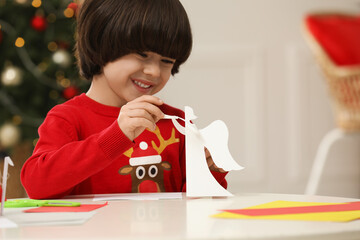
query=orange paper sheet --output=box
[212,201,360,222]
[222,201,360,216]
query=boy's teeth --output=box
[134,80,151,88]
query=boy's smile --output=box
[132,78,154,92]
[86,52,175,107]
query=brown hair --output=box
[75,0,193,80]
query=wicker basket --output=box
[303,13,360,131]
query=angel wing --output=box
[199,120,244,172]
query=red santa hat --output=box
[129,141,162,166]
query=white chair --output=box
[303,12,360,195]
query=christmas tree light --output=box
[0,0,88,151]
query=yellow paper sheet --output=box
[211,200,360,222]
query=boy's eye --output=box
[161,59,175,64]
[137,52,148,58]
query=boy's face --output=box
[96,52,175,107]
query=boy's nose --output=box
[143,61,161,78]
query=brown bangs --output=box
[76,0,192,80]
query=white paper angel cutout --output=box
[1,156,14,216]
[164,106,243,197]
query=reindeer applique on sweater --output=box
[119,126,179,193]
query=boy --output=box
[21,0,227,199]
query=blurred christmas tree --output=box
[0,0,88,153]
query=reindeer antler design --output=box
[122,126,180,157]
[123,148,133,158]
[151,126,179,154]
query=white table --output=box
[1,193,360,239]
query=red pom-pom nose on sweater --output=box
[138,180,159,193]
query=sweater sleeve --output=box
[21,114,134,199]
[210,170,228,189]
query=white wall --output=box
[157,0,360,198]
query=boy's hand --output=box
[205,148,226,173]
[118,95,164,141]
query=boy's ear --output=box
[119,165,133,175]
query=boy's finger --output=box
[126,108,156,122]
[132,95,163,106]
[204,148,211,158]
[126,102,164,121]
[131,118,156,131]
[206,155,214,166]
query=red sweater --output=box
[21,94,227,199]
